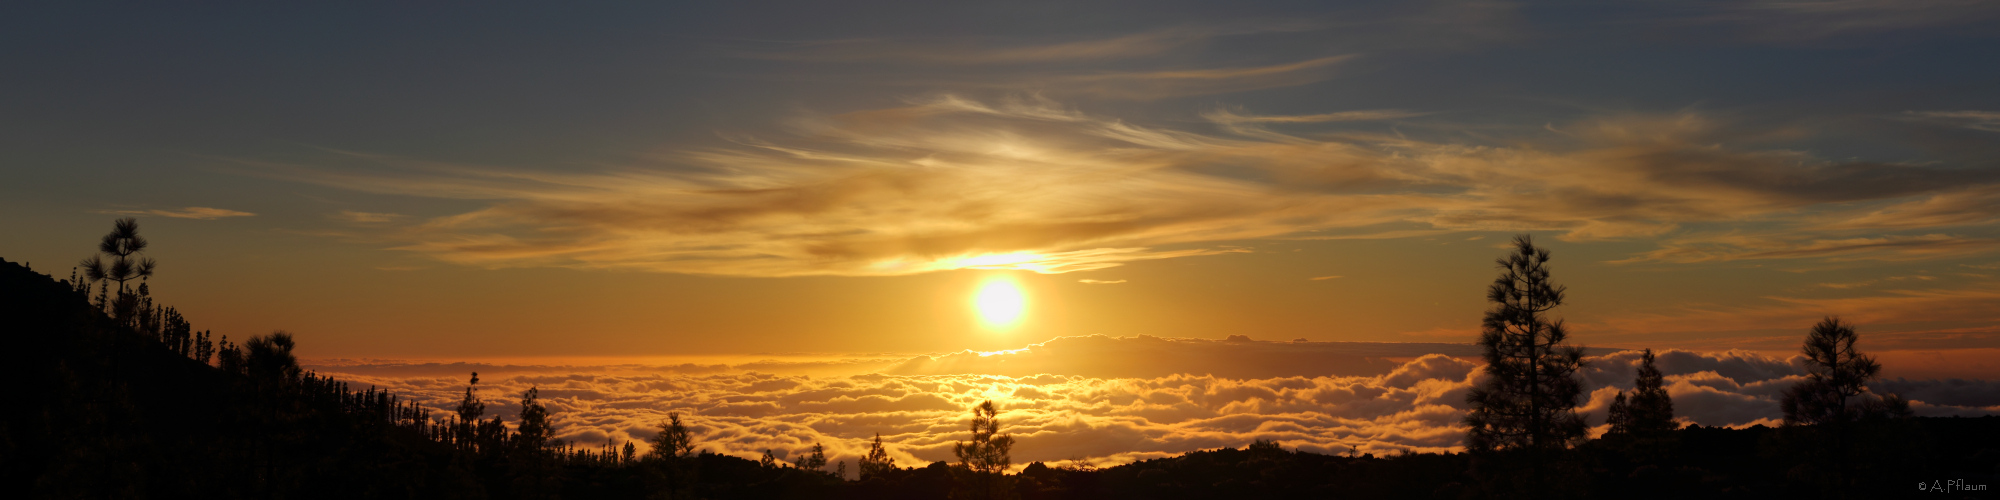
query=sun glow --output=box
[973,277,1027,329]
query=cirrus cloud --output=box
[92,206,256,220]
[252,97,2000,277]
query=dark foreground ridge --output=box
[4,257,1997,499]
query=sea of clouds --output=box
[304,335,2000,476]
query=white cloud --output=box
[305,338,1998,473]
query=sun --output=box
[973,277,1027,329]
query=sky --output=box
[5,1,2000,468]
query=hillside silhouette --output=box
[5,241,1999,498]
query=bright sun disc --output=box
[973,278,1026,328]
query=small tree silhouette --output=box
[1463,235,1588,491]
[859,432,898,480]
[1605,393,1631,434]
[1606,349,1678,464]
[1777,317,1914,496]
[455,372,485,452]
[1626,349,1676,436]
[952,400,1017,500]
[1782,317,1909,425]
[517,386,552,452]
[1608,349,1676,435]
[646,413,695,460]
[216,335,245,374]
[78,218,156,320]
[643,413,699,500]
[512,385,560,498]
[244,332,301,385]
[794,442,829,473]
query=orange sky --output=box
[4,2,1999,365]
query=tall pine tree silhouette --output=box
[953,400,1017,500]
[1778,317,1914,496]
[513,385,560,499]
[455,372,485,452]
[1463,235,1587,492]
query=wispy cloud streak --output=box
[258,99,2000,277]
[93,207,256,220]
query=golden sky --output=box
[3,2,1998,360]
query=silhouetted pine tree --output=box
[1606,393,1631,435]
[952,400,1017,500]
[794,442,829,473]
[244,332,301,385]
[193,329,214,365]
[1782,317,1910,425]
[1463,235,1587,495]
[1776,317,1917,497]
[511,385,560,499]
[1605,349,1678,466]
[216,335,244,374]
[647,413,694,460]
[1627,349,1676,435]
[517,386,551,451]
[78,218,156,321]
[644,412,699,499]
[860,432,898,480]
[455,372,485,452]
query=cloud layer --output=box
[305,336,2000,475]
[265,98,2000,277]
[93,207,256,220]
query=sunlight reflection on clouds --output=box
[265,97,2000,277]
[305,337,2000,473]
